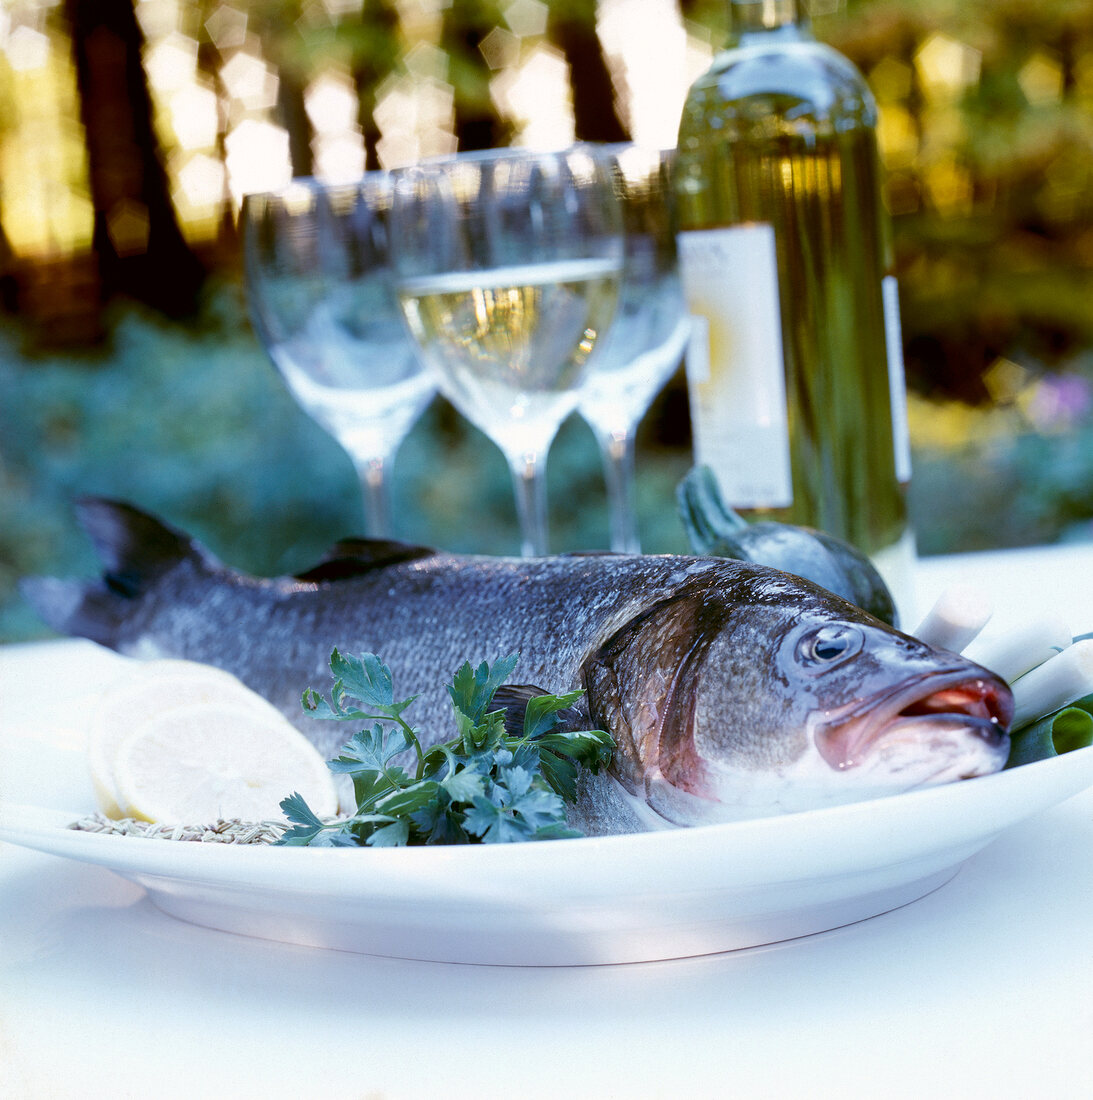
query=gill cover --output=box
[581,586,731,799]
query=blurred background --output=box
[3,0,1093,641]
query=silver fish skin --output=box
[22,499,1014,833]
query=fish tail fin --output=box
[20,497,211,645]
[19,574,127,647]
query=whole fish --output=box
[23,499,1013,834]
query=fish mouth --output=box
[812,667,1014,779]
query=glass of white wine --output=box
[578,145,691,553]
[242,175,436,536]
[389,147,624,557]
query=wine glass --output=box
[241,175,436,536]
[389,147,624,557]
[577,145,691,553]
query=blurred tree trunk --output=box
[278,71,315,179]
[353,0,402,170]
[243,2,314,177]
[442,0,509,151]
[548,0,628,142]
[0,217,16,313]
[65,0,205,317]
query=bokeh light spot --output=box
[503,0,549,39]
[915,33,981,102]
[225,119,291,205]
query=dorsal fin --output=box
[293,538,437,582]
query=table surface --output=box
[3,544,1093,1099]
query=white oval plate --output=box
[3,745,1092,966]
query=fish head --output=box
[585,563,1013,823]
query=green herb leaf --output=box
[536,748,580,804]
[535,729,615,802]
[448,654,519,725]
[309,829,363,848]
[501,769,567,832]
[530,822,584,841]
[521,689,585,739]
[463,796,527,843]
[275,650,614,848]
[327,722,413,775]
[331,648,394,707]
[277,791,331,845]
[301,687,339,720]
[511,689,614,801]
[536,728,615,771]
[278,792,363,847]
[373,780,441,818]
[463,766,571,843]
[323,648,419,725]
[441,765,488,804]
[409,788,469,845]
[281,790,325,829]
[326,723,415,807]
[366,818,411,847]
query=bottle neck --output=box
[728,0,810,42]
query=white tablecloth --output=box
[2,545,1092,1099]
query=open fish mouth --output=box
[813,668,1014,778]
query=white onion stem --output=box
[1010,640,1093,729]
[963,617,1072,684]
[913,584,993,653]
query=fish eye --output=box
[797,624,863,667]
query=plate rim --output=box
[4,744,1091,888]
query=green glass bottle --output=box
[675,0,914,604]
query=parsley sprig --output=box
[276,649,613,847]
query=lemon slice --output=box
[86,660,286,818]
[113,701,339,825]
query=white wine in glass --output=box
[390,148,624,557]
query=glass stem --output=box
[599,427,641,554]
[357,456,391,538]
[509,449,549,557]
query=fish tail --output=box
[20,497,209,645]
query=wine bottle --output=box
[674,0,914,602]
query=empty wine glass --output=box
[389,147,624,556]
[578,145,691,553]
[241,175,436,536]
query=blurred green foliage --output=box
[820,0,1093,401]
[0,280,691,641]
[6,0,1093,643]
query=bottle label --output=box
[678,224,792,508]
[883,275,913,485]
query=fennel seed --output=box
[68,813,288,844]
